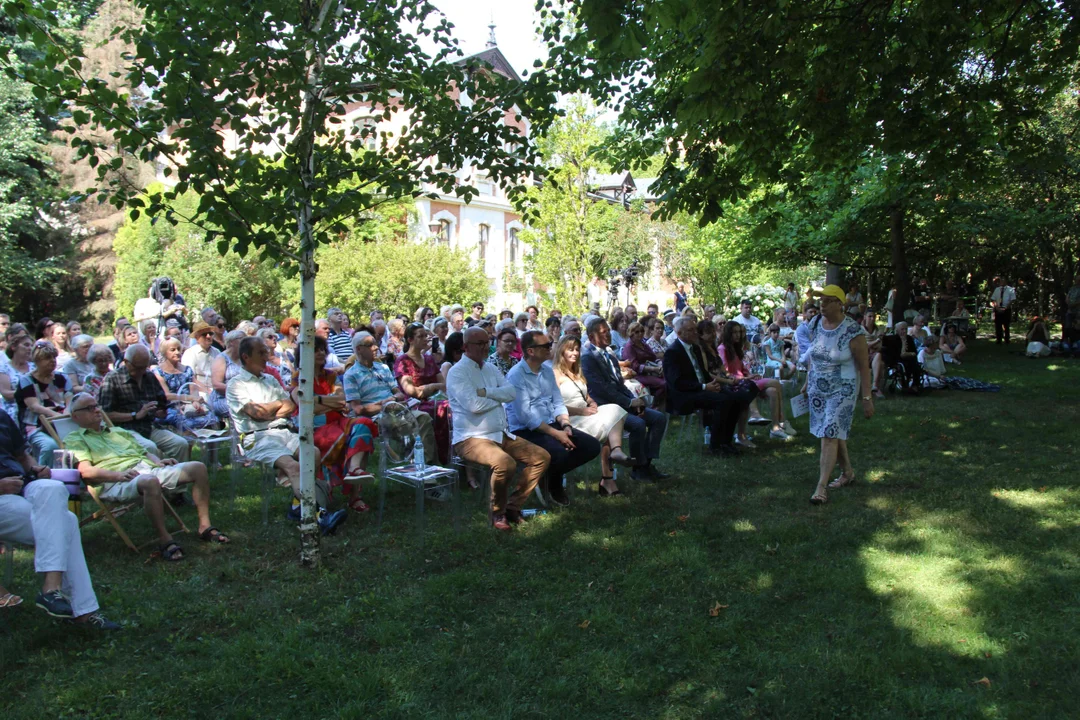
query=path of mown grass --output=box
[1,341,1077,719]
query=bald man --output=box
[98,344,190,462]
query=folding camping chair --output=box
[40,414,188,552]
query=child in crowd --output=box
[762,324,795,378]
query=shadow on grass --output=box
[1,342,1078,718]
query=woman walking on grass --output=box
[801,285,874,505]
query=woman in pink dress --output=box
[718,321,795,444]
[393,323,450,463]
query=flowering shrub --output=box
[720,284,787,320]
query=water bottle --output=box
[703,427,711,446]
[413,434,426,472]
[521,508,547,518]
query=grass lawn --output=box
[1,340,1077,719]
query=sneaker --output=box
[735,437,757,450]
[769,429,791,441]
[35,590,73,619]
[425,486,451,502]
[317,508,348,536]
[747,416,770,425]
[72,612,121,631]
[782,421,797,436]
[533,485,548,507]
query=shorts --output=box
[243,427,300,465]
[98,461,185,502]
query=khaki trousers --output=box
[454,434,550,515]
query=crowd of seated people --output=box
[1,272,1031,624]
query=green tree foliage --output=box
[540,1,1080,317]
[0,71,64,302]
[520,97,654,310]
[312,239,491,322]
[112,186,288,322]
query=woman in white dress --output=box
[552,336,633,496]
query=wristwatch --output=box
[130,411,137,420]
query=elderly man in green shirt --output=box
[65,393,229,561]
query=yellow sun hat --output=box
[813,285,846,303]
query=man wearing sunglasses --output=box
[505,331,601,507]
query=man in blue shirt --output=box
[505,331,600,506]
[342,332,437,465]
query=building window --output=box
[478,224,489,263]
[353,116,378,151]
[438,219,452,246]
[508,227,519,267]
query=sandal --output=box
[348,497,371,513]
[828,471,856,489]
[160,542,185,561]
[598,477,623,497]
[0,593,23,609]
[609,448,635,468]
[199,526,230,544]
[809,491,828,505]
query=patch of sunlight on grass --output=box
[746,572,773,593]
[732,519,756,532]
[992,488,1080,531]
[568,528,630,551]
[1046,364,1064,371]
[865,468,887,483]
[993,488,1067,512]
[860,513,1022,658]
[865,497,894,511]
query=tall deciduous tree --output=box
[539,0,1080,318]
[5,0,550,563]
[520,96,653,310]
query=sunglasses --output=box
[73,404,100,413]
[531,342,553,350]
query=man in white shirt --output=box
[990,276,1016,344]
[731,299,764,343]
[225,337,345,534]
[447,327,549,531]
[181,321,220,394]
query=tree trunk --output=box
[296,239,320,566]
[825,259,844,287]
[890,204,910,322]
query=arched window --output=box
[478,224,489,263]
[439,219,452,246]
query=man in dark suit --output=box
[663,317,742,456]
[580,317,669,481]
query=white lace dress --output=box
[557,376,627,442]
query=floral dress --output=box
[487,351,518,376]
[154,365,219,430]
[806,316,865,440]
